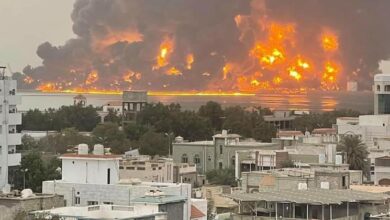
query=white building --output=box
[32,204,167,220]
[374,73,390,114]
[102,101,123,114]
[119,155,174,183]
[61,144,121,185]
[0,73,22,193]
[42,144,197,220]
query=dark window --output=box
[385,85,390,92]
[182,154,188,163]
[219,162,223,169]
[87,201,98,205]
[107,168,111,184]
[119,166,124,169]
[75,196,80,205]
[137,167,145,170]
[103,202,114,205]
[194,154,201,164]
[377,85,381,91]
[220,145,223,154]
[342,176,346,187]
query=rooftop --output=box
[60,153,122,160]
[312,128,336,135]
[191,205,206,219]
[225,189,388,205]
[131,195,186,204]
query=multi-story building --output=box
[122,90,147,122]
[374,73,390,114]
[0,69,22,193]
[119,155,174,183]
[42,144,199,220]
[172,130,279,174]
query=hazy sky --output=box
[0,0,75,72]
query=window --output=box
[103,202,114,205]
[208,155,212,161]
[219,162,223,169]
[75,196,80,205]
[107,168,111,184]
[231,155,235,166]
[181,154,188,163]
[385,85,390,92]
[220,145,223,154]
[194,154,200,164]
[119,166,124,169]
[377,85,381,91]
[126,167,135,170]
[137,167,145,170]
[88,201,98,205]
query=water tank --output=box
[78,144,89,155]
[320,182,330,189]
[335,155,343,165]
[93,144,104,155]
[175,136,184,143]
[221,130,228,136]
[21,189,34,198]
[298,183,307,190]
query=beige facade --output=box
[119,155,174,183]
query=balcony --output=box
[8,153,21,166]
[7,95,21,105]
[0,133,23,145]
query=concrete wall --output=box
[0,194,64,220]
[62,158,120,185]
[42,181,192,220]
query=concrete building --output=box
[263,110,296,130]
[173,163,206,188]
[374,156,390,185]
[102,101,123,114]
[0,71,22,193]
[374,73,390,114]
[0,192,64,220]
[172,130,279,174]
[61,144,121,185]
[119,155,174,183]
[42,144,198,220]
[73,94,87,106]
[226,189,389,219]
[31,204,168,220]
[122,90,147,122]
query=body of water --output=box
[18,91,374,113]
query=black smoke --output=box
[22,0,390,91]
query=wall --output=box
[0,194,64,220]
[42,181,192,220]
[62,158,120,184]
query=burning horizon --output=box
[19,0,390,94]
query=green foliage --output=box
[293,109,361,132]
[16,151,61,192]
[39,128,92,153]
[338,135,369,176]
[198,101,224,131]
[206,168,237,186]
[139,130,169,156]
[124,123,149,141]
[20,135,40,151]
[104,109,121,123]
[22,105,100,132]
[92,123,130,154]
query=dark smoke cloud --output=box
[22,0,390,91]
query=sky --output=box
[0,0,75,72]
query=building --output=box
[173,163,206,188]
[119,155,174,183]
[31,204,168,220]
[263,110,296,130]
[225,189,389,219]
[122,90,147,122]
[102,101,123,114]
[374,156,390,185]
[172,130,279,174]
[374,73,390,114]
[61,144,121,185]
[0,192,64,220]
[42,144,198,220]
[73,94,87,106]
[198,185,238,216]
[0,70,22,193]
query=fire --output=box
[273,76,282,85]
[186,54,194,70]
[85,71,99,85]
[155,37,174,70]
[321,30,339,52]
[23,75,34,84]
[93,31,143,51]
[288,68,302,80]
[321,61,340,90]
[223,64,232,80]
[166,67,182,76]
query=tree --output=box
[20,135,39,151]
[198,101,224,131]
[206,168,237,186]
[39,128,91,153]
[139,130,169,156]
[19,151,46,192]
[104,109,121,124]
[92,122,130,154]
[124,123,149,141]
[338,135,369,176]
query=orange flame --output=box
[154,37,174,70]
[85,71,99,85]
[166,67,182,76]
[321,30,339,52]
[186,54,194,70]
[23,75,34,84]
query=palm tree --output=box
[337,135,369,175]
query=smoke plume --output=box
[21,0,390,92]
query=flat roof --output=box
[60,154,122,160]
[131,195,186,204]
[225,189,388,205]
